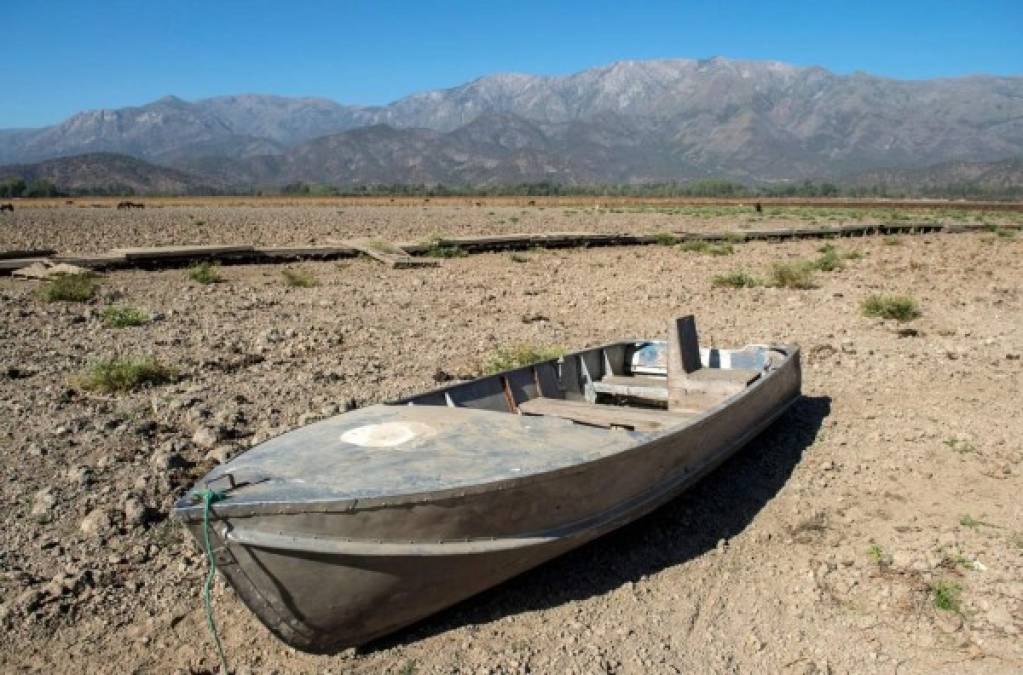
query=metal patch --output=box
[340,421,435,448]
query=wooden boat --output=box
[172,316,801,652]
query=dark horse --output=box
[0,203,13,213]
[116,201,145,210]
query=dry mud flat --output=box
[1,203,1022,255]
[0,224,1021,673]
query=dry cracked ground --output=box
[0,206,1021,674]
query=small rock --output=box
[207,444,237,464]
[191,426,222,449]
[30,489,56,521]
[123,497,149,528]
[150,450,187,471]
[79,508,113,538]
[67,465,93,486]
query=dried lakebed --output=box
[0,224,1021,674]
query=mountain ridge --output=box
[2,57,1022,186]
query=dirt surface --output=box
[1,208,1021,674]
[1,204,1021,255]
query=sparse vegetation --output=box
[712,270,761,288]
[943,437,976,454]
[867,544,892,567]
[485,344,564,374]
[653,232,679,245]
[426,243,467,258]
[281,268,318,288]
[509,252,530,263]
[187,262,223,284]
[861,294,920,321]
[768,262,816,289]
[883,236,902,246]
[75,356,176,393]
[37,273,98,303]
[101,306,149,328]
[811,244,844,272]
[930,580,962,612]
[679,240,734,255]
[959,514,981,529]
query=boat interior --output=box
[399,316,779,433]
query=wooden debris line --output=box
[337,239,438,269]
[0,222,1016,275]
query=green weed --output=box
[187,262,223,285]
[101,306,149,328]
[485,344,564,374]
[75,356,176,393]
[37,273,98,302]
[862,294,921,322]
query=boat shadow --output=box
[366,394,831,652]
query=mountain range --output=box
[1,57,1022,191]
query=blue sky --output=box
[2,0,1021,128]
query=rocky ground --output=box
[0,206,1020,673]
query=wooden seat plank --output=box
[518,397,692,432]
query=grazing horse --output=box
[117,201,145,210]
[0,203,13,213]
[754,202,763,214]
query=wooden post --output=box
[667,315,700,411]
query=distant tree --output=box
[0,177,27,198]
[24,179,60,198]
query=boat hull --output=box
[179,345,801,651]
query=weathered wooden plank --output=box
[111,244,255,260]
[0,257,50,272]
[593,375,669,402]
[52,253,128,269]
[342,239,438,268]
[518,397,693,432]
[0,249,57,260]
[254,245,358,259]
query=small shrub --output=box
[883,236,902,246]
[37,273,98,302]
[485,344,564,374]
[867,544,892,567]
[862,294,920,322]
[188,262,223,285]
[75,356,176,393]
[959,514,980,529]
[509,252,530,263]
[101,306,149,328]
[811,246,843,272]
[679,240,733,255]
[768,262,816,289]
[426,244,467,258]
[281,268,318,288]
[843,250,865,260]
[712,270,761,288]
[653,232,679,246]
[943,437,976,454]
[931,580,961,612]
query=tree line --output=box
[0,177,60,198]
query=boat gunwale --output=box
[222,383,800,557]
[172,342,801,523]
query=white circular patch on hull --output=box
[340,421,435,448]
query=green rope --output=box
[196,488,229,674]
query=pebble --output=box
[79,508,113,538]
[191,426,222,449]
